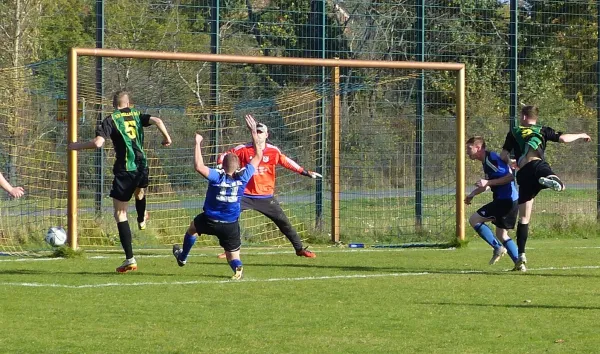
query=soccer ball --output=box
[45,227,67,247]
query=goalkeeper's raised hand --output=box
[301,170,322,179]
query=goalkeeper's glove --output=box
[301,170,322,179]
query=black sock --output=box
[117,221,134,259]
[136,197,146,223]
[516,223,529,254]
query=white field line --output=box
[0,272,430,288]
[1,266,600,289]
[0,247,456,262]
[0,257,63,263]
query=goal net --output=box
[0,50,465,255]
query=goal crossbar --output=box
[67,47,466,249]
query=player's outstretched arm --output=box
[0,172,24,198]
[245,114,263,169]
[278,152,322,179]
[559,133,591,143]
[149,116,172,146]
[67,136,105,151]
[300,169,322,179]
[193,134,210,178]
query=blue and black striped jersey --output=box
[203,164,256,222]
[483,151,518,201]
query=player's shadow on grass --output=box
[454,271,600,279]
[195,258,442,272]
[69,270,225,279]
[0,268,225,279]
[0,269,48,275]
[218,261,489,274]
[419,301,600,311]
[195,260,387,272]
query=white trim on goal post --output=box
[66,47,466,250]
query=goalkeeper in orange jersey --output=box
[216,116,321,258]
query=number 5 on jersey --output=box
[124,120,138,139]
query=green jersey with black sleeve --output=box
[96,108,152,172]
[502,124,562,165]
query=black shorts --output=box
[516,160,555,204]
[194,213,241,252]
[241,196,284,216]
[110,167,149,202]
[477,199,518,229]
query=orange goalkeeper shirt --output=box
[218,143,305,197]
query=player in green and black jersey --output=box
[500,105,591,271]
[68,91,172,273]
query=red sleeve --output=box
[278,152,304,173]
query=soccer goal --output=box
[0,48,465,256]
[63,48,465,251]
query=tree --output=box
[37,0,94,61]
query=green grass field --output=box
[2,238,600,353]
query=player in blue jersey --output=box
[465,136,520,267]
[172,114,263,280]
